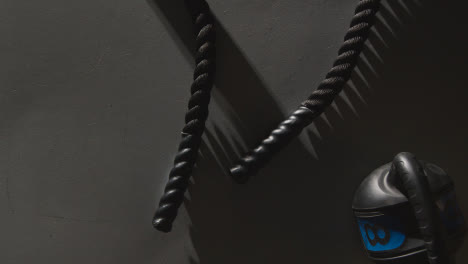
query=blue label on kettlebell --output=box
[436,191,465,235]
[357,215,406,252]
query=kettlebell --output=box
[352,152,465,263]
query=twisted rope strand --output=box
[153,0,215,233]
[230,0,381,183]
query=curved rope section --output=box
[153,0,215,233]
[230,0,381,183]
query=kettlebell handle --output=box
[390,152,452,264]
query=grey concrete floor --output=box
[0,0,467,263]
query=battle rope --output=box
[153,0,380,232]
[152,0,215,233]
[230,0,381,183]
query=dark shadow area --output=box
[148,0,468,263]
[146,0,288,159]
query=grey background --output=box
[0,0,466,263]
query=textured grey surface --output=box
[0,0,467,263]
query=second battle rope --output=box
[230,0,381,183]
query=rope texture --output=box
[230,0,381,183]
[153,0,215,233]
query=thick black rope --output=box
[230,0,381,183]
[153,0,215,233]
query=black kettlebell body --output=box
[353,154,465,263]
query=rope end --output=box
[230,165,251,184]
[153,217,173,233]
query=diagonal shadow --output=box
[146,0,287,158]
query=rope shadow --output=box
[146,0,287,153]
